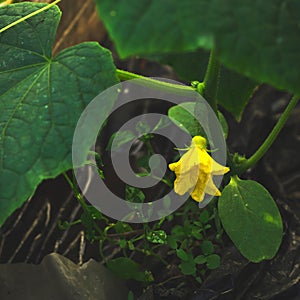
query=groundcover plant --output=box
[0,0,299,293]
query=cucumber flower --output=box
[169,136,229,202]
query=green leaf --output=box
[178,249,197,275]
[148,49,209,82]
[168,102,228,138]
[218,176,283,262]
[166,236,177,249]
[206,254,221,270]
[80,211,96,240]
[194,254,206,265]
[114,221,132,234]
[119,239,127,249]
[168,102,198,137]
[217,67,257,120]
[0,3,118,226]
[199,210,210,224]
[125,185,145,203]
[106,130,136,151]
[171,225,186,240]
[128,240,135,251]
[195,276,202,284]
[152,116,171,132]
[127,291,134,300]
[201,240,214,255]
[135,120,151,135]
[146,230,167,244]
[179,260,196,275]
[58,220,72,230]
[95,0,300,94]
[107,257,149,282]
[176,248,189,261]
[191,228,203,240]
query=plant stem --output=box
[116,69,197,96]
[236,94,299,174]
[63,172,89,211]
[202,47,221,114]
[64,172,106,239]
[0,0,61,34]
[194,48,221,136]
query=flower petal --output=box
[211,158,230,175]
[173,164,199,195]
[178,146,201,174]
[198,149,213,174]
[190,172,210,202]
[204,176,221,196]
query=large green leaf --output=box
[0,3,118,226]
[149,49,209,83]
[95,0,300,94]
[218,176,283,262]
[217,67,257,120]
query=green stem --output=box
[236,94,299,174]
[202,48,221,114]
[99,239,106,261]
[116,69,196,96]
[63,172,104,236]
[63,172,89,211]
[194,48,221,136]
[0,0,61,34]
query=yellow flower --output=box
[169,136,230,202]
